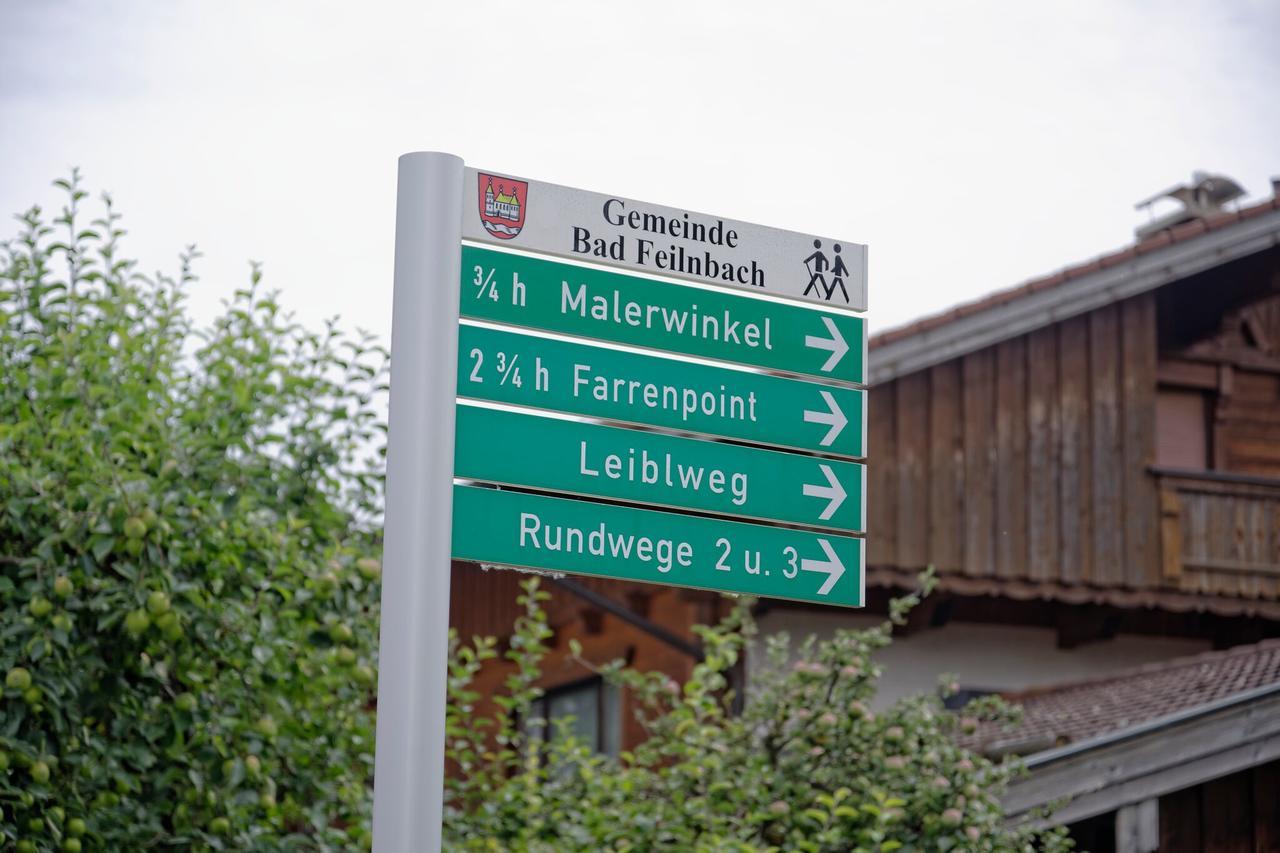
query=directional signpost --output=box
[374,153,869,853]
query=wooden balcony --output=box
[1156,468,1280,601]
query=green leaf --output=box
[90,533,116,561]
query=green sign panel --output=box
[457,324,865,458]
[460,245,866,384]
[455,405,865,531]
[451,485,864,607]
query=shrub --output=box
[0,174,386,850]
[444,577,1071,851]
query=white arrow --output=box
[802,463,847,521]
[802,390,847,448]
[801,538,846,596]
[804,316,850,373]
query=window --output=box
[1156,389,1209,470]
[529,677,622,757]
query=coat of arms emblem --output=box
[477,173,528,240]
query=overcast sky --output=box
[2,0,1277,341]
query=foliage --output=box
[444,577,1072,852]
[0,174,387,851]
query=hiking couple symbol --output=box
[803,240,850,302]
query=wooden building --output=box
[862,179,1280,642]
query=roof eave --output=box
[870,207,1280,386]
[1020,679,1280,770]
[1004,680,1280,826]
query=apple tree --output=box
[0,174,386,851]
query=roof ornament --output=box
[1135,170,1245,239]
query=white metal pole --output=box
[373,151,464,853]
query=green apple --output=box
[123,516,147,540]
[156,611,183,642]
[146,590,171,616]
[5,667,31,690]
[124,609,151,637]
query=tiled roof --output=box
[870,192,1280,351]
[867,566,1280,622]
[970,638,1280,754]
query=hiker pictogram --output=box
[803,239,829,298]
[828,244,850,303]
[803,240,850,303]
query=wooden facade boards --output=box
[1026,326,1061,582]
[866,292,1226,594]
[1159,765,1280,853]
[895,371,930,569]
[1122,295,1159,588]
[995,337,1028,580]
[1058,315,1093,585]
[1198,771,1254,853]
[867,381,897,568]
[1160,473,1280,602]
[962,349,997,577]
[928,361,964,571]
[1089,304,1124,586]
[867,261,1280,604]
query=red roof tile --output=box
[871,194,1280,351]
[968,638,1280,754]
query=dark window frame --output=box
[528,675,621,757]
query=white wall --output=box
[750,609,1211,709]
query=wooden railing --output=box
[1154,468,1280,597]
